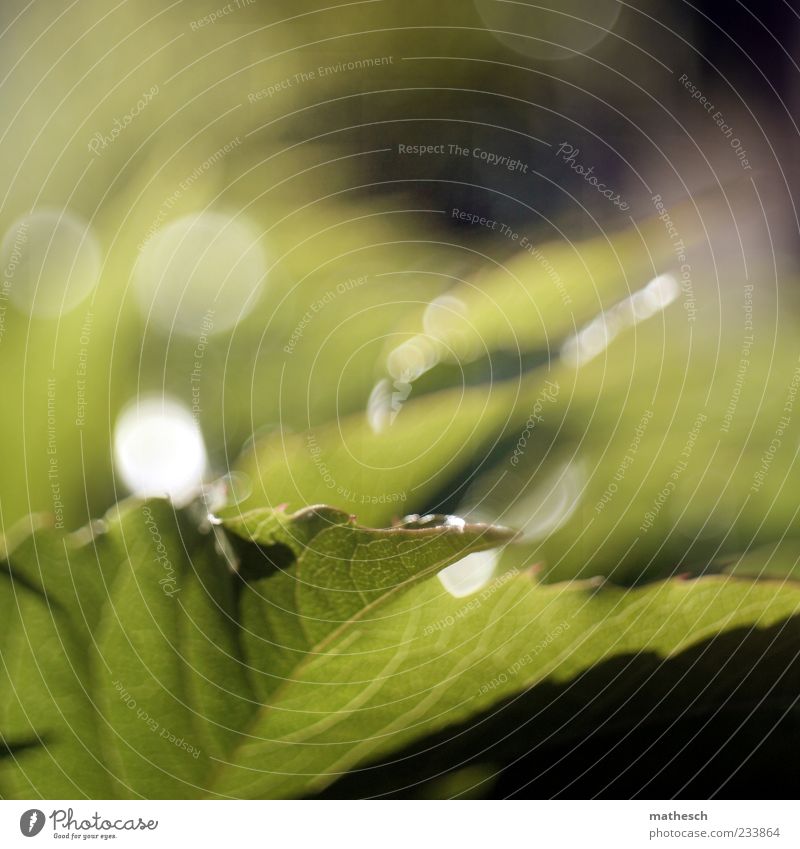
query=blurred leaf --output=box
[477,301,800,585]
[232,368,566,526]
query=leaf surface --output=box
[1,498,798,798]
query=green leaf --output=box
[0,498,511,798]
[209,569,800,798]
[0,522,124,797]
[315,606,800,798]
[221,505,513,703]
[2,498,799,799]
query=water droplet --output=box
[443,515,466,531]
[438,548,501,597]
[0,209,101,318]
[399,513,469,530]
[113,396,207,504]
[135,211,266,336]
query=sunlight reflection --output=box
[0,209,101,318]
[114,396,207,504]
[134,211,266,336]
[561,274,679,367]
[438,547,501,597]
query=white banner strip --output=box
[0,800,796,848]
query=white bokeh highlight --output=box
[474,0,622,62]
[0,209,102,318]
[134,211,266,336]
[561,274,680,367]
[114,396,207,504]
[508,461,585,541]
[438,547,501,597]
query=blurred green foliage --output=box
[1,0,800,801]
